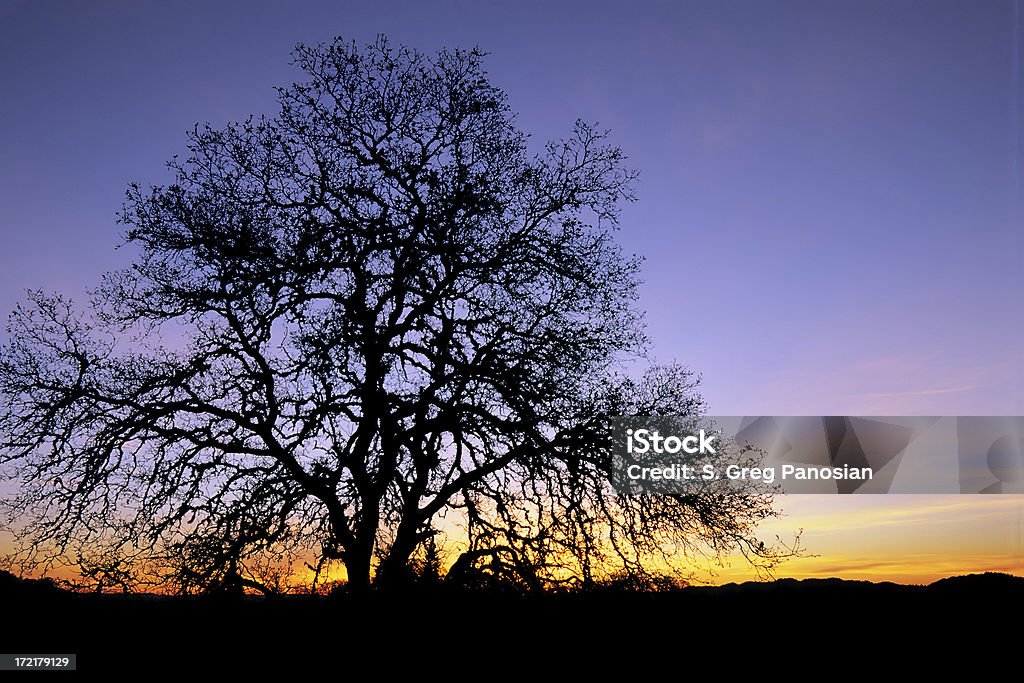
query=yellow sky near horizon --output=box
[708,494,1024,585]
[3,494,1021,588]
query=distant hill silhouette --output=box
[7,568,1020,600]
[0,570,65,599]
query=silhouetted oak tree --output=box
[0,38,790,592]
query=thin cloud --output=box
[846,385,979,399]
[798,554,1024,578]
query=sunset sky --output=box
[0,0,1021,585]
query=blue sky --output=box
[1,0,1020,415]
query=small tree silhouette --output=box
[0,36,793,592]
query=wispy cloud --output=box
[792,554,1024,581]
[845,385,979,399]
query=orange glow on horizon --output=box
[2,494,1021,588]
[708,494,1024,585]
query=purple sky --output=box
[1,0,1021,415]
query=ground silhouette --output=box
[2,570,1019,672]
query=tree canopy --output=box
[0,37,792,593]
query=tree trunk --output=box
[374,522,420,588]
[344,541,374,595]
